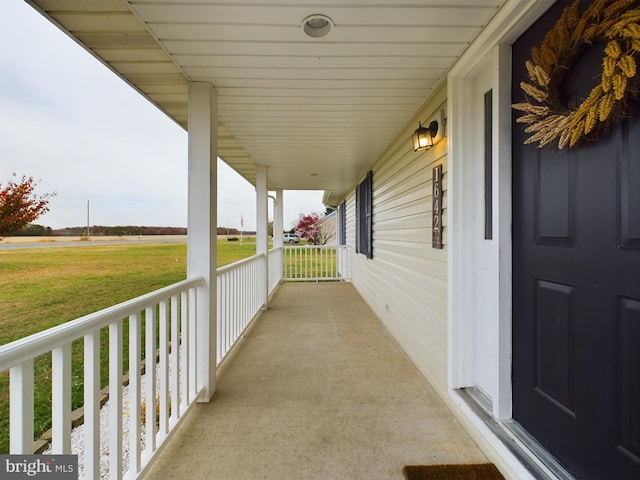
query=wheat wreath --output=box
[513,0,640,149]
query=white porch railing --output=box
[0,245,348,479]
[268,247,283,293]
[0,277,204,480]
[283,245,349,281]
[217,253,267,364]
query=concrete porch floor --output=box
[144,282,487,479]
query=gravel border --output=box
[43,369,155,479]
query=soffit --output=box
[26,0,507,204]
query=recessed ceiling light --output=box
[301,14,334,38]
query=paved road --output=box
[0,238,187,250]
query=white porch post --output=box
[274,189,283,249]
[188,82,218,401]
[256,165,269,307]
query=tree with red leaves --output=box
[296,213,320,245]
[295,212,323,245]
[0,173,56,236]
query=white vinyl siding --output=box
[347,84,449,395]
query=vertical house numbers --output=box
[432,165,443,249]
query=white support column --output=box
[256,165,269,307]
[274,189,284,249]
[188,82,218,401]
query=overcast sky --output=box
[0,0,325,231]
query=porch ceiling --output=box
[27,0,507,206]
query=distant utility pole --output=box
[85,200,90,238]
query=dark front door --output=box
[512,2,640,478]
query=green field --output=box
[0,239,258,454]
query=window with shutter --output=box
[338,201,346,246]
[356,171,373,258]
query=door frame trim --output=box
[447,0,555,474]
[448,42,513,419]
[448,0,555,419]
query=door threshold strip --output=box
[458,389,575,480]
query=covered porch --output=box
[5,1,566,478]
[145,281,486,479]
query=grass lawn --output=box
[0,238,258,453]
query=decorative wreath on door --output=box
[513,0,640,149]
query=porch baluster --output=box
[144,306,156,454]
[109,321,123,480]
[9,359,34,454]
[84,330,100,480]
[170,294,180,424]
[158,300,169,437]
[128,312,141,478]
[51,343,72,454]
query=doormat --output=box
[403,463,504,480]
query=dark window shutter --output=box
[356,171,373,258]
[339,201,346,245]
[356,183,361,253]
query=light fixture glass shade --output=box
[301,14,334,38]
[412,120,438,151]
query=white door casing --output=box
[469,60,499,407]
[448,0,554,422]
[449,52,506,418]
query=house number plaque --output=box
[432,165,443,249]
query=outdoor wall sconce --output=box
[412,120,439,151]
